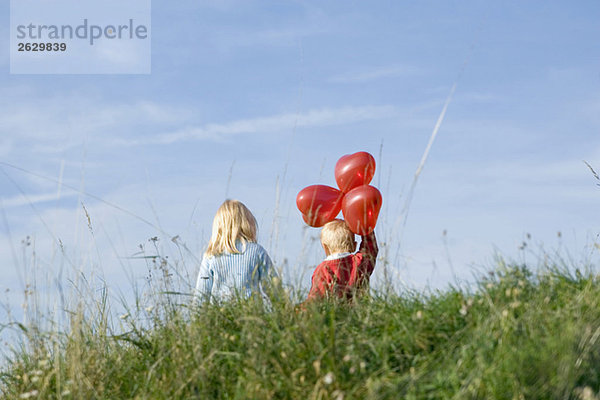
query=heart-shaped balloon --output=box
[341,185,382,235]
[296,185,343,227]
[335,151,376,193]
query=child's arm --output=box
[358,231,378,261]
[257,250,278,305]
[262,252,278,281]
[194,257,213,305]
[355,231,378,284]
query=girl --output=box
[195,199,274,304]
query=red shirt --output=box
[306,232,378,301]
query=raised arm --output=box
[359,231,378,262]
[354,231,378,286]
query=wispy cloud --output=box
[114,105,398,146]
[329,65,423,83]
[0,97,196,154]
[0,100,190,138]
[0,190,77,209]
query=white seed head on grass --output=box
[323,372,334,385]
[19,390,39,399]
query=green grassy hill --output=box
[2,262,600,399]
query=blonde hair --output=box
[205,200,257,257]
[321,219,356,254]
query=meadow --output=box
[2,248,600,399]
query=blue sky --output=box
[1,1,599,330]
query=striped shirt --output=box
[194,241,274,304]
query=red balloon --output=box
[342,185,382,235]
[335,151,376,193]
[296,185,343,227]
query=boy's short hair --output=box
[321,219,356,253]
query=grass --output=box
[2,256,600,399]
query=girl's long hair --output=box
[204,199,258,257]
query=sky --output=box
[0,0,599,338]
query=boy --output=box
[305,219,378,301]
